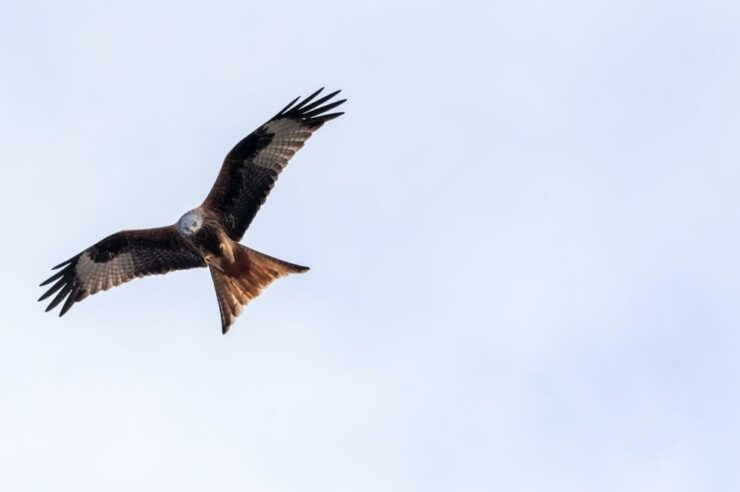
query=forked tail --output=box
[210,245,309,334]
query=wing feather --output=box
[39,226,206,316]
[284,87,325,114]
[202,88,346,240]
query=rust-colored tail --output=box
[210,245,309,334]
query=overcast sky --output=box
[2,0,740,490]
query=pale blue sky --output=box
[2,0,740,490]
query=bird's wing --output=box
[202,88,346,241]
[39,226,206,316]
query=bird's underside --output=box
[39,88,345,333]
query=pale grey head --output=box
[178,209,204,235]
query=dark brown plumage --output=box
[204,88,345,240]
[39,88,345,333]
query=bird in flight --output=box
[39,88,345,334]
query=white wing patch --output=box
[252,119,313,172]
[76,251,136,294]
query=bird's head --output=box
[178,209,204,235]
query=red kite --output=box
[39,88,345,333]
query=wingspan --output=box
[202,88,346,241]
[39,226,206,316]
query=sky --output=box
[1,0,740,490]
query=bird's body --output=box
[177,207,235,265]
[39,88,345,333]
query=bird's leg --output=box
[219,241,236,264]
[204,254,225,272]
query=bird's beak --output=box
[189,225,198,233]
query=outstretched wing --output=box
[202,88,346,241]
[39,226,206,316]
